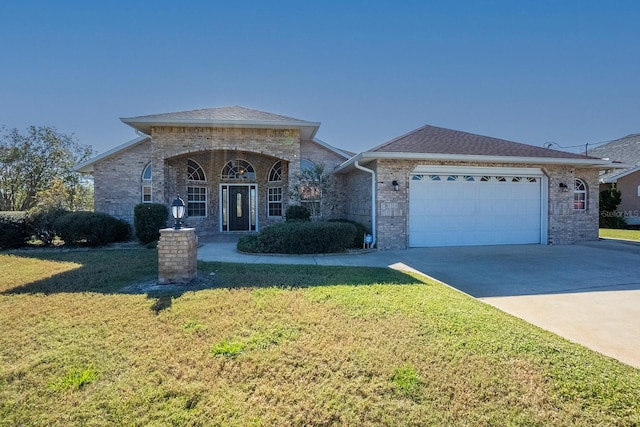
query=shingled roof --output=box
[335,124,617,173]
[587,133,640,182]
[121,106,320,140]
[370,124,597,160]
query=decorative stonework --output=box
[157,228,198,284]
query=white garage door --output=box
[409,167,546,247]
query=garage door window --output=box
[574,179,587,210]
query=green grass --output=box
[600,228,640,241]
[1,249,639,425]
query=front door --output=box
[229,186,249,231]
[221,184,257,232]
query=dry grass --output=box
[0,249,639,426]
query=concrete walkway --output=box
[198,239,640,368]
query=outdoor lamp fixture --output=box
[392,180,399,191]
[171,195,186,229]
[559,183,569,192]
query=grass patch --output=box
[600,228,640,241]
[1,249,639,425]
[390,365,422,400]
[49,367,99,391]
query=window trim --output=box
[187,186,207,218]
[141,163,152,203]
[574,178,587,211]
[267,187,283,218]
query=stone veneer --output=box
[157,228,197,284]
[342,159,600,249]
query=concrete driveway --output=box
[198,239,640,368]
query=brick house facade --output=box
[77,106,617,249]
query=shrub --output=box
[134,203,169,244]
[54,212,130,246]
[328,219,370,248]
[599,187,626,229]
[285,205,310,222]
[29,207,69,246]
[0,213,32,249]
[238,221,356,254]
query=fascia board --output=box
[312,137,351,159]
[359,151,627,168]
[74,135,150,173]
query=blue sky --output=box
[1,1,638,156]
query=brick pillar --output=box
[157,228,198,284]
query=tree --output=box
[599,186,625,228]
[0,126,93,211]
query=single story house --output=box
[76,106,619,249]
[587,134,640,225]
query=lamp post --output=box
[171,195,186,229]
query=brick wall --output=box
[92,127,348,234]
[341,159,600,249]
[93,139,152,223]
[157,228,197,284]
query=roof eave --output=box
[121,118,320,140]
[334,151,628,174]
[74,135,150,174]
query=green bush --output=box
[237,221,356,254]
[599,187,626,229]
[29,208,69,246]
[285,205,310,222]
[328,219,370,248]
[0,213,32,249]
[134,203,169,244]
[54,212,130,246]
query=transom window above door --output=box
[222,159,256,180]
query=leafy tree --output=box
[599,186,625,228]
[0,126,93,211]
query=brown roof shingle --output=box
[370,124,597,160]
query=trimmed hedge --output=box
[0,213,32,249]
[29,208,69,246]
[285,205,310,222]
[237,221,356,254]
[328,219,370,248]
[134,203,169,244]
[54,212,130,246]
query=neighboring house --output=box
[587,134,640,225]
[76,106,619,249]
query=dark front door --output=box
[229,186,249,231]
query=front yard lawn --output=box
[1,249,639,425]
[600,228,640,241]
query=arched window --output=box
[221,159,255,180]
[268,160,282,182]
[574,179,587,210]
[187,159,207,217]
[267,161,283,217]
[141,163,152,203]
[187,159,206,182]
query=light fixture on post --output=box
[392,180,399,191]
[559,183,569,192]
[171,195,186,229]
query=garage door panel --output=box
[409,172,543,247]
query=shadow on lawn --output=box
[1,250,419,314]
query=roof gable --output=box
[370,124,597,160]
